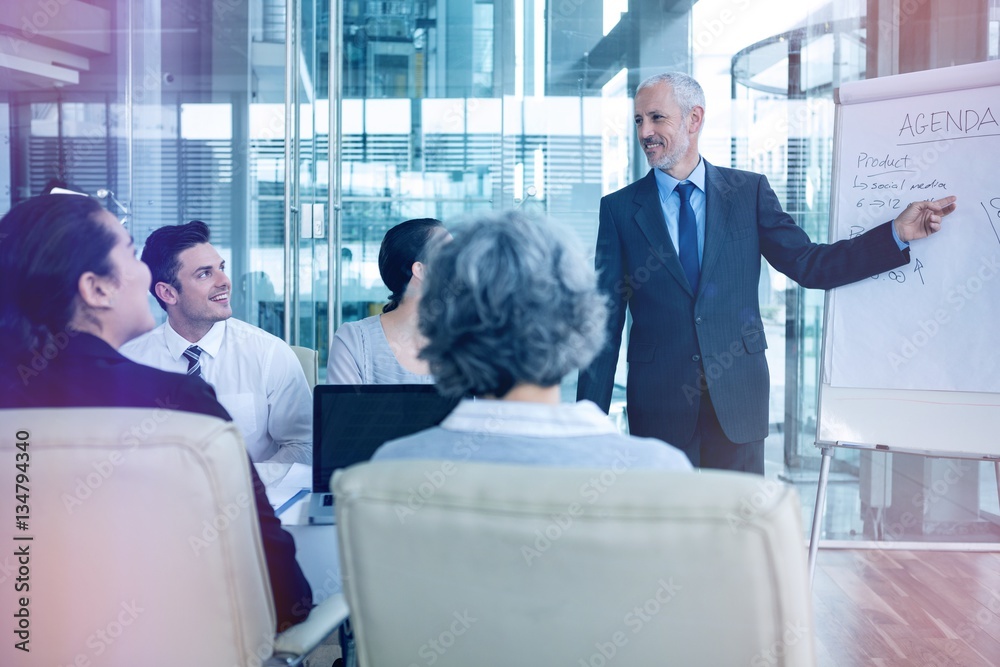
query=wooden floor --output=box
[813,549,1000,666]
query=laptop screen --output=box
[312,384,460,492]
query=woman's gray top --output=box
[326,314,434,384]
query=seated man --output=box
[373,210,692,470]
[122,221,311,464]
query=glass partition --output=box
[331,0,628,387]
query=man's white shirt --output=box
[122,318,312,464]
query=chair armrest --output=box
[266,594,350,666]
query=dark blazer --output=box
[578,161,909,447]
[0,331,312,631]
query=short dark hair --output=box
[418,211,607,398]
[378,218,445,313]
[0,194,115,354]
[141,220,212,310]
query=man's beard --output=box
[646,125,690,171]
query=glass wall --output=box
[722,2,868,470]
[331,0,629,410]
[693,0,867,471]
[2,0,999,545]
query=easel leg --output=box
[995,461,1000,511]
[808,447,833,587]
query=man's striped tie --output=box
[183,345,203,378]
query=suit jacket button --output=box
[695,317,703,324]
[692,354,700,362]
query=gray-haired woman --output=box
[373,210,691,470]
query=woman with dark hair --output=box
[0,194,312,632]
[0,195,154,368]
[326,217,447,383]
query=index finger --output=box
[929,195,958,210]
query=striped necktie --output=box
[183,345,204,378]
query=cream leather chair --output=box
[0,408,345,667]
[290,345,319,390]
[333,461,816,667]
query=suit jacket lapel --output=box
[632,170,692,296]
[700,161,733,293]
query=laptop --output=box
[307,384,460,524]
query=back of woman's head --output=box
[0,195,115,354]
[418,210,608,398]
[378,218,444,313]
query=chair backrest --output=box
[334,461,816,667]
[290,345,319,390]
[0,408,276,666]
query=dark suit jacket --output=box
[578,162,909,447]
[0,331,312,631]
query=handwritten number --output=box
[870,271,907,284]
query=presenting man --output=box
[577,72,957,474]
[123,220,312,464]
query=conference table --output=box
[281,495,342,605]
[259,462,342,603]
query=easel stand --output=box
[808,443,1000,585]
[807,445,835,583]
[809,59,1000,586]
